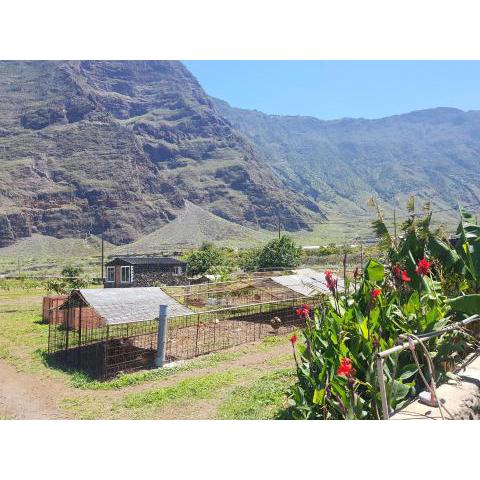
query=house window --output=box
[121,266,132,283]
[106,266,115,282]
[173,266,183,275]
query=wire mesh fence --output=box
[163,277,308,310]
[48,296,322,379]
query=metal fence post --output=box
[155,305,168,368]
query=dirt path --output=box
[0,359,69,419]
[0,340,294,420]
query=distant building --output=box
[104,256,187,288]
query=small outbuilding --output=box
[49,287,193,378]
[104,256,187,288]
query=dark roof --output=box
[106,256,186,267]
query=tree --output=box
[47,265,88,294]
[256,235,301,270]
[238,248,261,272]
[186,243,229,277]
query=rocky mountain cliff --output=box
[0,61,321,247]
[213,98,480,219]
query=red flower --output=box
[393,264,411,283]
[415,258,431,276]
[295,304,311,317]
[325,270,337,293]
[290,334,297,345]
[400,270,411,282]
[337,357,354,377]
[393,264,402,278]
[371,288,381,299]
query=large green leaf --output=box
[359,318,369,340]
[313,388,325,405]
[397,364,418,381]
[455,208,480,288]
[387,380,411,405]
[427,236,461,272]
[446,294,480,315]
[369,197,394,250]
[364,259,384,283]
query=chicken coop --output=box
[47,284,324,379]
[163,269,339,310]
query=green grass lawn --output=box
[217,369,296,420]
[0,285,54,374]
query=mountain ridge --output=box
[0,61,321,247]
[212,97,480,220]
[1,61,479,251]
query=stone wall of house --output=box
[132,270,187,287]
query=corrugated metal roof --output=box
[270,269,344,296]
[106,256,186,266]
[77,287,193,325]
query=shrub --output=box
[256,235,301,270]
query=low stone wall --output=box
[391,352,480,420]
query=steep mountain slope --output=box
[114,201,274,253]
[213,98,480,219]
[0,61,320,247]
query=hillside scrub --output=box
[287,202,480,419]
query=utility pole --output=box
[276,207,281,240]
[100,210,105,280]
[101,233,104,280]
[393,208,397,248]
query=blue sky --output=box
[182,61,480,120]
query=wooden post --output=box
[360,242,364,271]
[78,304,82,368]
[194,313,201,357]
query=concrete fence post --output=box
[155,304,168,368]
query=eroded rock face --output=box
[0,213,31,247]
[0,61,320,247]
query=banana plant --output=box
[455,208,480,292]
